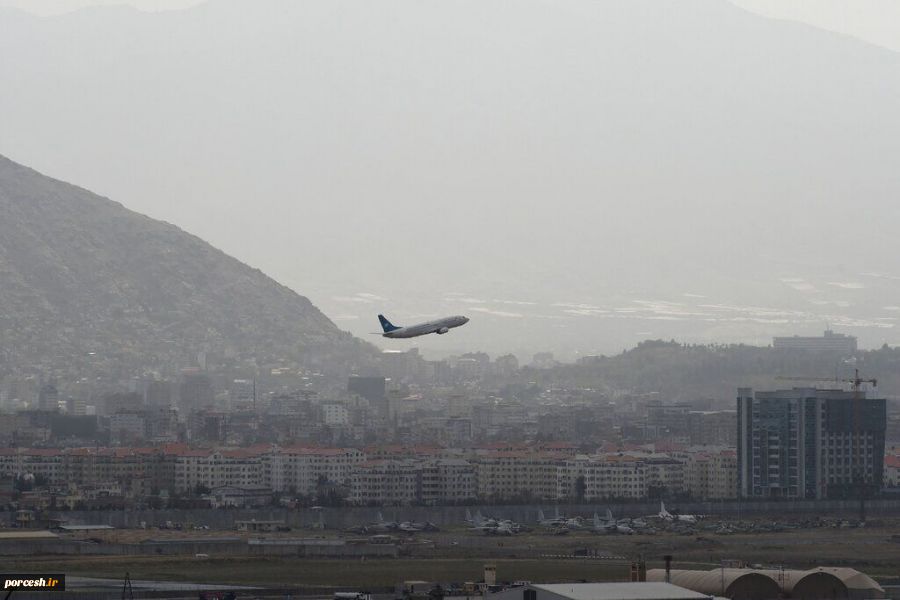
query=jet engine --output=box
[436,327,450,334]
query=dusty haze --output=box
[2,0,900,360]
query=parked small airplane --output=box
[592,510,634,535]
[398,520,438,533]
[466,510,521,535]
[376,314,469,338]
[364,512,398,532]
[657,501,700,524]
[591,512,617,534]
[537,509,567,528]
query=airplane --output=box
[398,521,431,533]
[376,314,469,338]
[608,509,650,533]
[466,510,499,528]
[592,510,634,535]
[537,509,567,528]
[591,512,617,534]
[657,501,700,524]
[564,516,586,530]
[493,521,518,536]
[364,512,399,532]
[467,511,520,535]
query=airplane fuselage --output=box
[382,315,469,338]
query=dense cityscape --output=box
[4,0,900,598]
[1,332,897,513]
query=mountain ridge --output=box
[0,154,376,379]
[3,0,900,356]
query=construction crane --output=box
[775,369,876,390]
[775,369,876,521]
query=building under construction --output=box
[737,386,886,500]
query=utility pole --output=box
[122,572,134,600]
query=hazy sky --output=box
[0,0,205,14]
[3,0,900,359]
[5,0,900,54]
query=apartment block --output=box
[738,387,886,499]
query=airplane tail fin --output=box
[466,509,472,522]
[378,314,400,333]
[538,510,545,522]
[606,508,613,522]
[593,513,600,527]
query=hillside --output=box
[0,155,375,379]
[534,340,900,405]
[3,0,900,357]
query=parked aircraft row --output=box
[535,502,700,533]
[347,502,702,537]
[466,510,528,535]
[347,513,440,534]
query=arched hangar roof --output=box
[646,569,781,600]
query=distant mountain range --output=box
[2,0,900,357]
[0,155,375,379]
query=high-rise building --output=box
[348,376,387,417]
[737,387,885,500]
[145,381,174,409]
[688,410,737,446]
[37,383,59,412]
[179,371,214,414]
[773,330,857,354]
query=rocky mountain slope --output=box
[0,155,375,379]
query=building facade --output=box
[737,387,885,499]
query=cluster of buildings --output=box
[0,369,745,454]
[0,328,894,510]
[0,384,892,508]
[0,441,740,508]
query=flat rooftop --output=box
[533,583,713,600]
[0,530,59,540]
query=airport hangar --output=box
[488,582,721,600]
[645,568,884,600]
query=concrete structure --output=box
[348,376,387,417]
[737,387,886,499]
[648,569,781,600]
[348,458,476,505]
[562,453,680,501]
[648,568,884,600]
[688,411,737,446]
[476,452,564,501]
[322,403,350,426]
[488,583,715,600]
[884,454,900,487]
[684,449,737,500]
[207,485,273,508]
[774,330,857,354]
[37,383,59,411]
[235,520,285,533]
